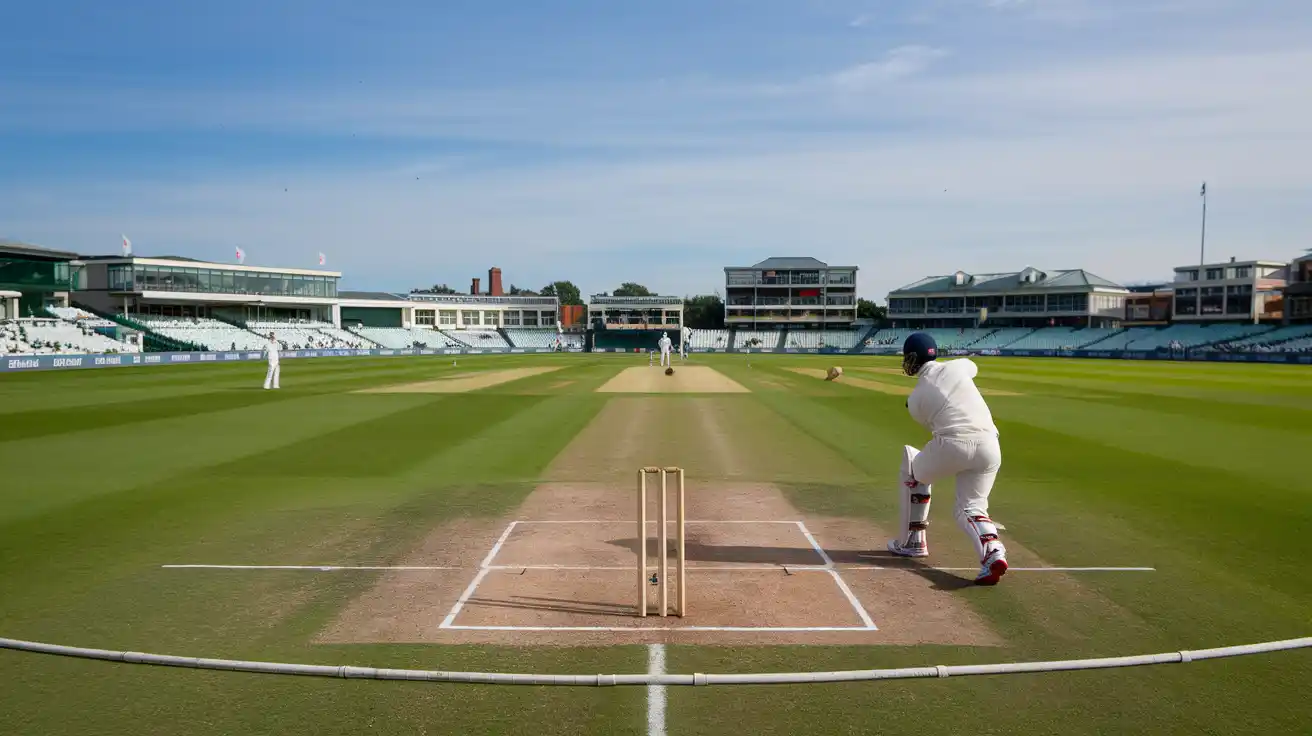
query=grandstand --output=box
[734,330,783,350]
[1083,324,1271,351]
[246,320,376,350]
[784,329,866,350]
[969,328,1036,349]
[687,329,729,350]
[502,328,583,350]
[48,306,116,328]
[1203,325,1312,353]
[1,321,35,355]
[0,318,136,355]
[133,315,267,351]
[1003,327,1122,350]
[441,329,510,349]
[349,326,460,349]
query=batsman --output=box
[888,332,1009,585]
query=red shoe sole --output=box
[975,558,1008,586]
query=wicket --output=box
[637,466,686,617]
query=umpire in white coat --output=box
[888,332,1009,585]
[262,333,281,390]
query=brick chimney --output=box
[471,277,481,295]
[488,267,504,297]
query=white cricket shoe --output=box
[974,547,1008,586]
[886,539,929,558]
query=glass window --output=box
[1206,268,1224,280]
[503,311,521,326]
[439,310,456,325]
[523,311,539,326]
[1235,266,1251,279]
[461,310,480,326]
[483,311,499,326]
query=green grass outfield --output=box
[1,353,1309,735]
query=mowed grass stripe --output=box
[209,394,544,478]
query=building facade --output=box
[886,267,1129,328]
[1282,253,1312,323]
[1123,284,1173,325]
[406,293,560,329]
[78,256,343,323]
[723,257,858,328]
[587,296,683,330]
[0,240,80,316]
[1169,258,1287,322]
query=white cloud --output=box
[826,45,950,89]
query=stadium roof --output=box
[339,290,410,301]
[891,268,1127,294]
[0,239,79,260]
[751,257,829,270]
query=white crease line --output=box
[513,520,800,524]
[839,566,1158,572]
[443,625,875,632]
[160,564,1156,573]
[795,521,877,630]
[161,564,458,571]
[439,521,519,629]
[648,644,667,736]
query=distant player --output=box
[262,333,281,390]
[680,325,691,360]
[658,332,673,367]
[888,332,1008,585]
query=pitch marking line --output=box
[443,625,873,632]
[514,520,800,524]
[161,564,1156,573]
[438,521,519,629]
[795,521,877,630]
[648,644,667,736]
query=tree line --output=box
[412,280,886,329]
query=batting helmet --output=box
[901,332,938,376]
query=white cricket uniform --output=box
[658,335,673,366]
[680,328,690,359]
[905,358,1003,560]
[263,338,281,390]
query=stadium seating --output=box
[1204,325,1312,352]
[48,306,116,328]
[0,319,136,355]
[350,326,461,349]
[734,330,783,350]
[687,329,729,350]
[440,329,510,349]
[134,315,267,351]
[784,329,865,350]
[1002,327,1128,350]
[968,328,1035,349]
[502,328,584,349]
[246,320,375,349]
[864,328,993,351]
[0,321,36,355]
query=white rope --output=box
[2,636,1308,686]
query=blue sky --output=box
[3,0,1311,298]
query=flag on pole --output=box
[1200,182,1206,197]
[121,235,132,257]
[317,252,326,266]
[235,246,246,264]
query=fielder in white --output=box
[888,332,1009,585]
[262,333,281,390]
[680,325,691,360]
[658,331,673,367]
